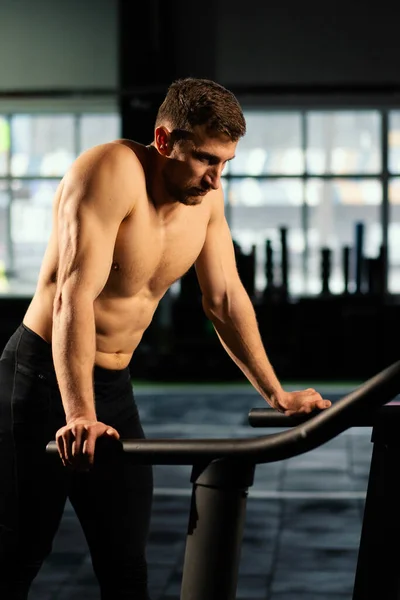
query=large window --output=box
[2,105,400,298]
[388,111,400,293]
[0,110,120,290]
[224,109,398,296]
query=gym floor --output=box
[28,382,373,600]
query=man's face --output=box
[161,125,237,206]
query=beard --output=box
[162,172,209,206]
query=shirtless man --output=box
[0,78,331,599]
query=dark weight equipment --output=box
[320,247,332,295]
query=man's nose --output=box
[204,167,221,190]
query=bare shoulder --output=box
[67,141,145,181]
[62,141,147,210]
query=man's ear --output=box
[155,126,172,156]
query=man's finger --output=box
[56,434,67,467]
[62,429,74,464]
[318,399,331,408]
[83,430,97,465]
[71,426,85,458]
[106,427,120,440]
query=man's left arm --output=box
[195,193,331,415]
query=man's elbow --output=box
[202,284,245,321]
[53,282,94,318]
[203,282,251,321]
[202,293,228,322]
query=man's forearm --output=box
[52,293,97,423]
[204,288,283,407]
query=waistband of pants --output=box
[7,323,130,384]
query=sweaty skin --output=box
[23,127,331,467]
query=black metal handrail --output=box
[46,359,400,465]
[248,401,400,428]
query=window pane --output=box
[306,179,382,294]
[388,178,400,292]
[228,178,303,206]
[10,179,59,284]
[230,112,303,175]
[389,111,400,174]
[228,178,304,294]
[0,182,11,290]
[307,111,381,175]
[79,114,121,152]
[11,115,76,177]
[0,116,10,176]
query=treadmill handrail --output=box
[248,402,400,428]
[46,360,400,465]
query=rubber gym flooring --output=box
[29,382,374,600]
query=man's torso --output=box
[23,139,214,369]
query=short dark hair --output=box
[155,78,246,141]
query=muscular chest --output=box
[107,205,209,297]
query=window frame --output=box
[0,105,120,284]
[222,105,395,296]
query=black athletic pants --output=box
[0,324,153,599]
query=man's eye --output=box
[194,153,210,164]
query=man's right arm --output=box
[52,144,138,467]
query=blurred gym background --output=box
[3,3,400,598]
[1,0,400,382]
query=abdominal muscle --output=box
[23,283,161,371]
[94,292,160,369]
